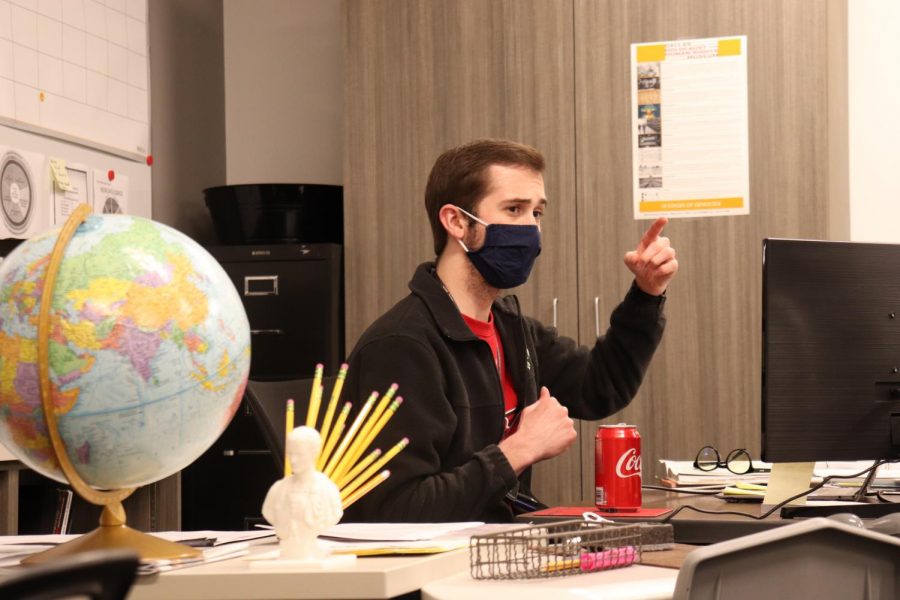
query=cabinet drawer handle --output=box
[244,275,279,296]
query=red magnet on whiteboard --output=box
[107,170,115,181]
[146,155,153,166]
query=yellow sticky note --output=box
[763,462,814,506]
[50,158,73,192]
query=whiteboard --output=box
[0,0,150,160]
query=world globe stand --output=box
[22,204,200,565]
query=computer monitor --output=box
[762,238,900,464]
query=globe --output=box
[0,213,251,492]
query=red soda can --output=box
[595,424,642,510]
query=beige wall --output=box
[149,0,227,244]
[223,0,342,186]
[848,0,900,243]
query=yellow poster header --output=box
[640,198,745,212]
[718,38,742,56]
[636,44,666,63]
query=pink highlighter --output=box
[579,545,638,572]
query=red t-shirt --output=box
[461,311,519,437]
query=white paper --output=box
[92,169,128,214]
[52,161,88,224]
[320,521,485,542]
[631,36,750,219]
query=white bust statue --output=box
[261,426,345,562]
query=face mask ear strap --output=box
[455,205,488,227]
[457,238,471,253]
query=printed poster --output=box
[52,161,90,225]
[632,36,750,219]
[92,170,129,215]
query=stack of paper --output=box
[659,460,771,487]
[316,522,522,556]
[0,530,277,571]
[660,459,900,502]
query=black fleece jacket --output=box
[341,262,666,523]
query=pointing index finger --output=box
[641,217,668,247]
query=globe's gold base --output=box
[21,523,201,564]
[22,500,199,564]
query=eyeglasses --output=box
[693,446,769,475]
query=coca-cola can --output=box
[595,424,642,510]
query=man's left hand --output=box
[624,217,678,296]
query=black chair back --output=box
[0,549,139,600]
[244,377,337,471]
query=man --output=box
[342,139,677,522]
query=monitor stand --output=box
[781,466,900,519]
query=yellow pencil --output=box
[342,470,391,510]
[342,397,403,476]
[317,402,351,471]
[306,363,325,429]
[284,398,295,477]
[340,438,408,500]
[335,384,398,478]
[318,363,348,449]
[336,448,382,490]
[324,392,378,478]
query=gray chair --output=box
[673,517,900,600]
[0,549,139,600]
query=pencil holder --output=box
[469,520,641,580]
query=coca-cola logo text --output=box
[615,448,641,478]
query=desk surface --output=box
[521,490,788,545]
[127,544,470,600]
[421,563,678,600]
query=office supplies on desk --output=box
[258,370,411,566]
[469,519,641,580]
[137,542,251,575]
[305,363,324,429]
[318,363,349,457]
[660,460,771,486]
[320,521,485,542]
[583,513,675,551]
[0,206,252,565]
[284,399,295,476]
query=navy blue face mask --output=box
[456,206,542,289]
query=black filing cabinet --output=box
[206,243,343,381]
[181,243,344,530]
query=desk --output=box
[520,490,788,545]
[421,564,678,600]
[125,542,692,600]
[127,544,470,600]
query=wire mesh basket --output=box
[469,520,642,580]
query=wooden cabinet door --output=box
[344,0,583,505]
[573,0,836,502]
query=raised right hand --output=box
[498,386,577,474]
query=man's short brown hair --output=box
[424,139,545,256]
